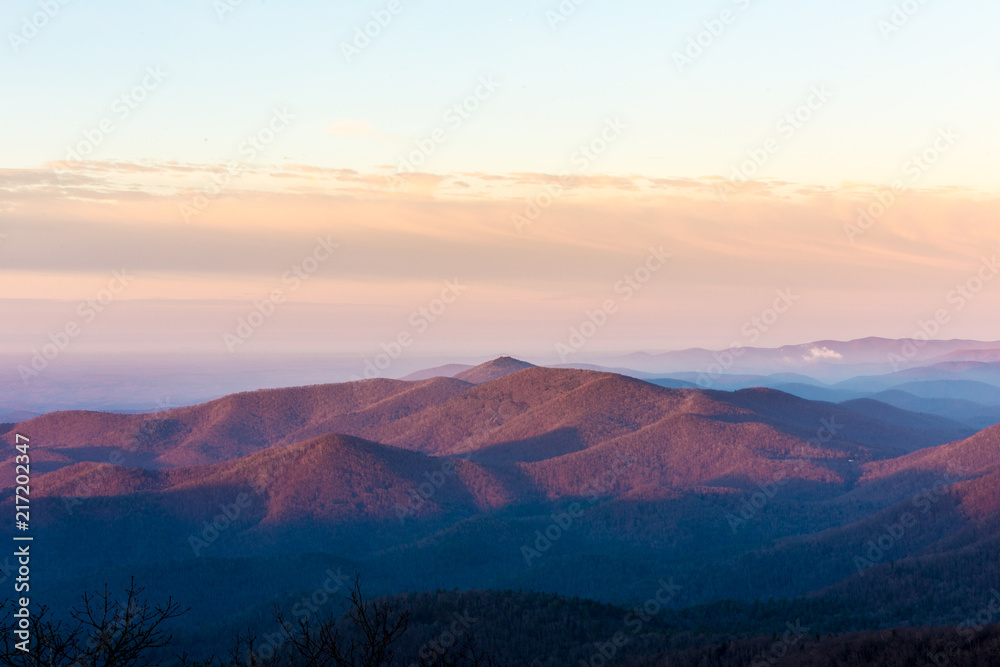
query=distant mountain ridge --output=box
[616,337,1000,378]
[6,338,1000,415]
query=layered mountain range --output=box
[3,354,1000,659]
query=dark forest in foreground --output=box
[4,578,1000,667]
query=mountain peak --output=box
[453,356,536,384]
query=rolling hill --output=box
[6,362,974,482]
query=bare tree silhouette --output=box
[3,575,502,667]
[0,577,187,667]
[189,574,503,667]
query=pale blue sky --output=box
[2,0,998,187]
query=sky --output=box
[2,0,999,372]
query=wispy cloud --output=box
[802,346,843,362]
[3,163,999,353]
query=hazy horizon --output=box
[4,335,1000,415]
